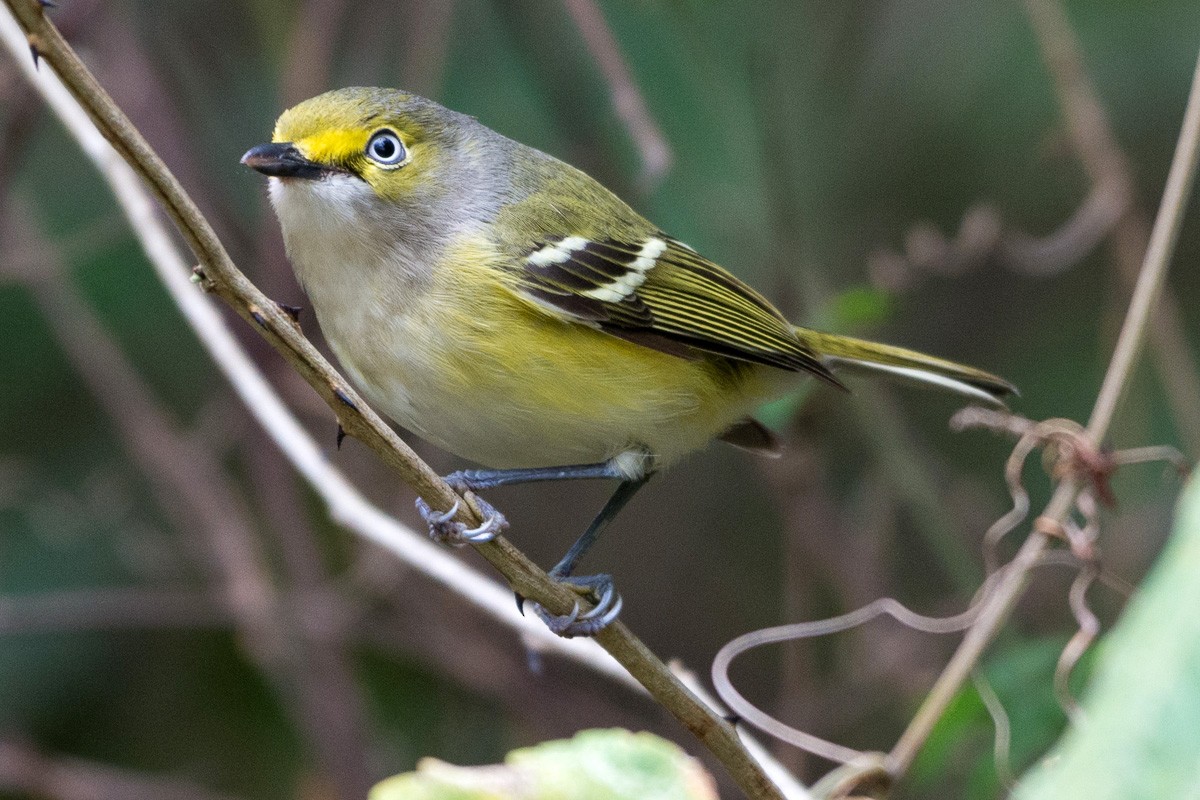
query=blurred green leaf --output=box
[1013,474,1200,799]
[369,729,716,800]
[825,284,894,330]
[754,384,816,432]
[909,637,1070,800]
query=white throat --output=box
[269,174,387,292]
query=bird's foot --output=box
[416,494,508,547]
[522,573,623,638]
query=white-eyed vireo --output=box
[243,87,1014,636]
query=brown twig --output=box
[0,3,783,797]
[886,41,1200,780]
[868,186,1127,291]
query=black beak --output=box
[241,142,327,179]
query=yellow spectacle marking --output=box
[291,129,371,165]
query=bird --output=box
[243,87,1015,636]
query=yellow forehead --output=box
[281,128,372,163]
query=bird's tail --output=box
[798,330,1017,406]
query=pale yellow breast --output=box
[346,236,788,468]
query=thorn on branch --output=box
[332,386,357,410]
[28,40,39,69]
[248,305,266,327]
[336,423,346,449]
[38,0,59,8]
[275,301,302,334]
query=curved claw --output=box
[416,495,507,547]
[535,596,621,637]
[460,512,503,543]
[588,593,623,629]
[532,575,623,637]
[418,498,459,525]
[577,581,618,620]
[534,601,580,637]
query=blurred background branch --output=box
[889,31,1200,787]
[561,0,673,186]
[0,739,246,800]
[0,0,1195,798]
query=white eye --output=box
[365,130,406,166]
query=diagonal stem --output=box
[0,2,786,797]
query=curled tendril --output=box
[971,671,1016,790]
[713,407,1184,775]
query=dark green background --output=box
[1,1,1196,797]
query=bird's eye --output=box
[365,130,407,166]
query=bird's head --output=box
[243,87,510,279]
[243,87,489,201]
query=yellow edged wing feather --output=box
[513,235,844,388]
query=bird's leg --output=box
[531,475,651,637]
[444,461,633,491]
[417,456,652,636]
[547,475,650,580]
[417,461,629,547]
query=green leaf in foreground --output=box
[369,729,717,800]
[1013,474,1200,799]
